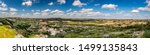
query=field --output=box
[0,17,150,38]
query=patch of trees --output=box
[15,22,31,30]
[0,18,15,28]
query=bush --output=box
[64,33,81,38]
[15,22,31,30]
[54,33,64,38]
[143,31,150,38]
[144,26,150,30]
[0,18,14,27]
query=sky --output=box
[0,0,150,19]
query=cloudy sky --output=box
[0,0,150,19]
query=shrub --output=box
[143,31,150,38]
[144,26,150,30]
[29,35,40,38]
[15,22,31,30]
[64,33,81,38]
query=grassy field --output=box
[0,25,16,38]
[0,18,150,38]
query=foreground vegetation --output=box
[0,18,150,38]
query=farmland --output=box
[0,17,150,38]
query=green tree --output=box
[16,22,31,30]
[143,31,150,38]
[15,22,31,38]
[0,18,15,27]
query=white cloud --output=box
[146,0,150,7]
[41,9,51,16]
[131,10,139,13]
[67,11,78,16]
[32,9,64,16]
[1,12,7,14]
[66,8,72,12]
[136,0,150,11]
[33,12,40,15]
[80,8,93,13]
[0,12,8,17]
[48,2,53,6]
[50,9,64,16]
[57,0,66,4]
[20,13,31,17]
[137,7,150,11]
[67,8,109,18]
[0,2,8,11]
[9,8,18,15]
[10,8,18,12]
[80,8,109,17]
[22,0,32,6]
[51,9,64,14]
[0,2,7,7]
[10,12,17,15]
[0,7,8,11]
[101,4,118,10]
[116,11,125,14]
[42,9,51,13]
[73,0,86,7]
[41,12,49,16]
[94,4,100,6]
